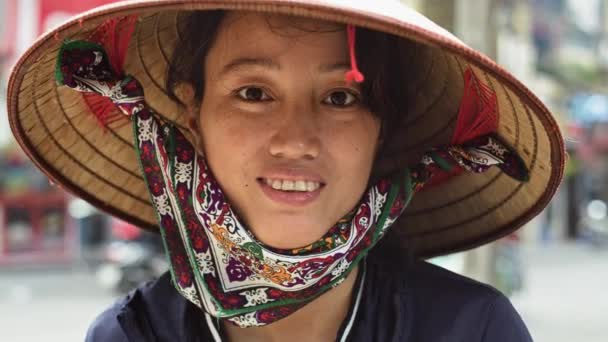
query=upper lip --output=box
[258,168,326,185]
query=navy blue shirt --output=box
[86,253,533,341]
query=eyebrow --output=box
[219,57,351,76]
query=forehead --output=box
[207,12,348,65]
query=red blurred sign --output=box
[0,1,17,58]
[0,0,118,264]
[39,0,119,33]
[1,0,118,64]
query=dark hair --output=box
[166,10,226,107]
[167,10,420,169]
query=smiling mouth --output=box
[257,178,325,192]
[256,177,325,206]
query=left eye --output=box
[236,87,272,102]
[322,90,359,107]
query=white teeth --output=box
[263,178,321,192]
[271,180,282,190]
[281,180,294,191]
[295,181,307,191]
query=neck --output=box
[222,264,360,342]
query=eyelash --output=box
[322,88,361,107]
[235,86,272,102]
[234,86,361,107]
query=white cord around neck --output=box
[205,313,222,342]
[339,260,366,342]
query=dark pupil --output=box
[330,92,347,105]
[246,87,264,100]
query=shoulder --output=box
[367,250,502,303]
[404,258,502,301]
[361,254,532,341]
[84,287,134,342]
[85,272,200,342]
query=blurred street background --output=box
[1,0,607,341]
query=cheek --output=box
[330,119,380,168]
[324,118,380,205]
[200,109,249,157]
[198,109,268,186]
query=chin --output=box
[252,218,329,250]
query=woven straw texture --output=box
[7,0,564,257]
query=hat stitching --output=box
[153,13,172,67]
[102,120,135,148]
[496,71,522,145]
[66,23,138,148]
[402,115,458,153]
[405,72,522,216]
[33,54,148,202]
[55,87,143,180]
[401,52,448,126]
[413,177,526,237]
[406,89,538,236]
[133,21,189,132]
[30,63,150,205]
[399,55,463,150]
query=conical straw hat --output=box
[7,0,564,257]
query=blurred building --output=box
[0,0,119,266]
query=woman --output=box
[7,1,563,341]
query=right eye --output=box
[236,86,272,102]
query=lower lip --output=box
[258,180,323,206]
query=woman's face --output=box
[193,13,381,249]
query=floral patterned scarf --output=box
[56,40,528,327]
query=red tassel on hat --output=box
[84,16,137,129]
[451,68,498,144]
[424,68,499,188]
[82,92,130,128]
[345,25,365,84]
[88,16,137,78]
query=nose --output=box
[268,108,321,160]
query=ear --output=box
[186,115,205,157]
[176,83,205,156]
[375,120,385,152]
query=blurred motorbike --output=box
[430,233,524,297]
[495,234,524,296]
[95,219,168,293]
[579,199,608,247]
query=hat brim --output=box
[7,0,564,258]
